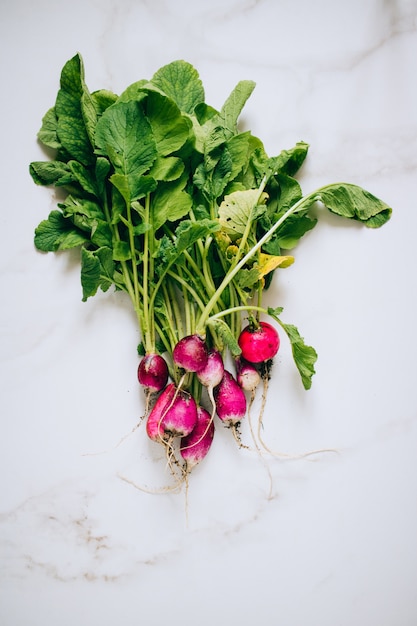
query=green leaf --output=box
[149,156,184,181]
[68,160,98,195]
[117,80,148,103]
[155,218,219,271]
[219,80,256,136]
[81,89,98,146]
[144,90,191,156]
[94,246,115,292]
[34,210,88,251]
[58,195,104,221]
[91,89,118,115]
[260,173,315,256]
[235,267,260,290]
[29,160,76,187]
[207,318,241,358]
[81,247,101,301]
[56,117,94,166]
[109,173,156,206]
[225,132,253,183]
[95,100,157,203]
[268,308,317,390]
[112,240,132,261]
[262,213,317,254]
[149,60,205,114]
[193,145,233,201]
[315,183,392,227]
[55,53,94,165]
[91,220,112,248]
[151,177,193,231]
[205,80,256,152]
[37,107,60,150]
[95,157,111,196]
[218,188,268,238]
[266,142,310,177]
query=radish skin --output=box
[235,357,261,392]
[162,389,198,437]
[214,370,247,426]
[180,405,215,469]
[196,349,224,389]
[173,334,208,372]
[138,353,169,393]
[146,383,177,442]
[238,321,280,363]
[146,382,198,441]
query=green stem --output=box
[167,269,207,314]
[142,194,152,351]
[126,203,141,317]
[104,193,139,323]
[196,190,318,333]
[208,304,269,323]
[160,282,180,349]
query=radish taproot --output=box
[238,321,280,364]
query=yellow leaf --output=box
[258,253,294,277]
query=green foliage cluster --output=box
[30,54,391,390]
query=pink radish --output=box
[235,357,261,392]
[238,321,280,363]
[196,349,224,389]
[214,370,247,427]
[146,382,198,442]
[180,405,215,470]
[172,334,208,372]
[162,388,198,437]
[146,383,177,442]
[137,353,169,393]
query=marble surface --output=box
[1,0,417,624]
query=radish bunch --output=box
[30,54,392,487]
[141,323,280,478]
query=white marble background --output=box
[1,0,417,624]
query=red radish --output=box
[137,353,169,393]
[180,405,215,469]
[214,370,247,426]
[161,388,198,437]
[172,334,208,372]
[238,321,280,363]
[146,382,198,441]
[196,349,224,389]
[146,383,177,442]
[235,357,261,392]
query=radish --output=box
[214,370,247,427]
[137,353,169,393]
[238,321,280,363]
[235,357,261,392]
[146,383,177,442]
[162,388,198,438]
[172,334,208,372]
[180,405,215,470]
[196,349,224,389]
[146,382,198,442]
